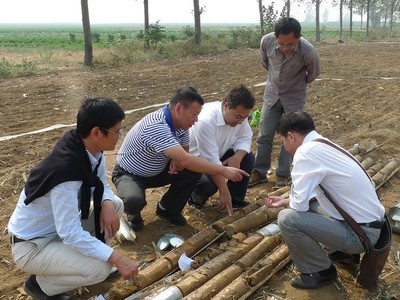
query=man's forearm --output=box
[211,174,230,196]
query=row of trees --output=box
[81,0,204,65]
[257,0,400,41]
[80,0,400,65]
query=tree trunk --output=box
[389,0,395,36]
[360,8,364,29]
[286,0,291,17]
[81,0,93,66]
[193,0,202,44]
[144,0,150,52]
[384,8,388,28]
[258,0,264,35]
[366,0,370,36]
[339,0,343,41]
[349,0,353,38]
[315,0,321,42]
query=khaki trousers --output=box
[11,196,124,296]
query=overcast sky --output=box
[0,0,346,24]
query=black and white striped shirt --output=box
[117,106,189,177]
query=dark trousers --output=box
[112,163,201,216]
[191,150,255,206]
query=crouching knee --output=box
[88,261,113,284]
[277,208,299,232]
[123,194,146,214]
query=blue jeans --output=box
[191,149,255,206]
[254,99,292,177]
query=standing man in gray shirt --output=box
[249,17,320,187]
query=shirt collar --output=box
[216,101,226,126]
[86,149,102,167]
[302,130,321,145]
[163,105,177,134]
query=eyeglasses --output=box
[276,41,297,50]
[102,127,123,138]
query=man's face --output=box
[222,103,251,127]
[100,121,123,151]
[175,102,202,130]
[275,32,300,56]
[280,132,298,155]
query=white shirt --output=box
[289,131,385,223]
[8,150,116,262]
[189,101,252,164]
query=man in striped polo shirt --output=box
[112,87,248,231]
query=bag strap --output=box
[314,138,372,182]
[314,138,371,250]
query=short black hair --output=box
[77,96,125,138]
[275,17,301,38]
[170,86,204,108]
[223,85,256,110]
[277,111,315,137]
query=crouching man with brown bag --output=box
[265,111,391,290]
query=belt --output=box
[358,219,384,229]
[10,235,28,244]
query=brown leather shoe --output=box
[248,170,267,187]
[275,176,291,187]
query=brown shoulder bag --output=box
[315,138,392,289]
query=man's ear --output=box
[174,102,183,114]
[91,127,102,138]
[287,131,294,142]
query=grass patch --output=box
[0,57,40,78]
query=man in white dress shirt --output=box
[266,111,385,289]
[189,85,256,215]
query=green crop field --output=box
[0,22,398,78]
[0,22,377,50]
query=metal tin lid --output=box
[156,232,185,251]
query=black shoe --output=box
[105,266,120,281]
[156,203,187,226]
[188,194,206,209]
[23,275,73,299]
[127,213,144,231]
[290,265,337,289]
[232,200,250,208]
[329,251,360,265]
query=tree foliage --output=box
[262,2,280,33]
[146,20,166,49]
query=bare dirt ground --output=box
[1,41,400,299]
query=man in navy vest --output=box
[8,97,139,299]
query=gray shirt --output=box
[260,33,320,112]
